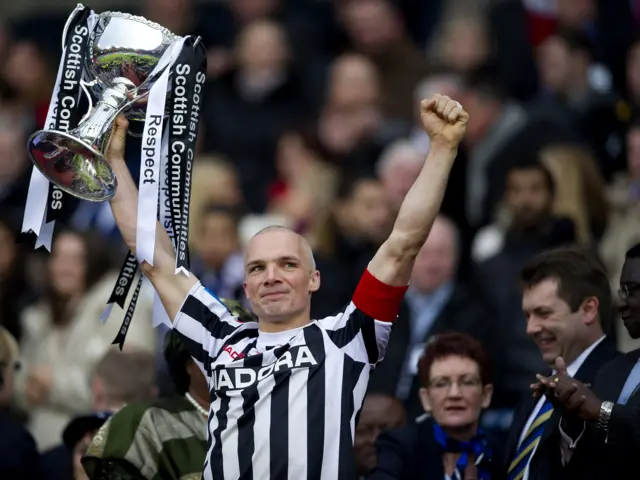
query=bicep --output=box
[321,269,406,364]
[141,252,199,322]
[368,235,419,287]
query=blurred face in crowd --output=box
[537,36,571,93]
[420,356,492,433]
[329,54,380,112]
[230,0,280,24]
[627,127,640,180]
[522,278,600,366]
[0,221,15,281]
[627,42,640,103]
[378,147,423,208]
[459,90,500,145]
[3,42,50,99]
[354,394,405,474]
[50,233,87,298]
[236,21,288,75]
[410,217,457,294]
[440,16,489,73]
[505,166,552,229]
[197,211,239,270]
[244,229,320,326]
[619,257,640,339]
[339,0,402,53]
[337,178,391,244]
[0,120,27,182]
[556,0,596,27]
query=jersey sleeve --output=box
[172,282,244,376]
[318,268,407,365]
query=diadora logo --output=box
[223,345,245,360]
[212,345,318,391]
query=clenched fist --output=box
[420,94,469,151]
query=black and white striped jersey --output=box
[173,268,407,480]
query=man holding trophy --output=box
[21,4,471,480]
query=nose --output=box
[526,316,542,337]
[263,264,281,286]
[447,382,463,398]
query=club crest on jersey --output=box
[212,345,317,391]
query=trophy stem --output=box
[74,77,136,151]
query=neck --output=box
[557,332,604,367]
[258,314,311,333]
[443,422,479,442]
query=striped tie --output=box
[507,399,553,480]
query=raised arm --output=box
[106,116,198,320]
[368,95,468,286]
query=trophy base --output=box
[27,130,117,202]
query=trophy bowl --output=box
[27,11,180,202]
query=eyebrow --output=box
[245,255,301,269]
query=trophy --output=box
[26,10,181,202]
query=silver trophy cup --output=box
[27,10,180,202]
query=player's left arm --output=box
[366,95,468,295]
[323,96,468,365]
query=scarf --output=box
[433,422,492,480]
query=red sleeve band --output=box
[352,269,408,322]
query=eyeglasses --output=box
[428,375,482,393]
[619,284,640,300]
[0,361,21,372]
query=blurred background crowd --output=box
[1,0,640,478]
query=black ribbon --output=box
[105,250,139,310]
[167,37,207,273]
[45,8,92,224]
[111,275,143,350]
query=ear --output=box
[581,296,600,326]
[481,384,493,409]
[418,387,432,413]
[309,270,321,293]
[243,281,249,299]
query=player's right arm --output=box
[105,116,196,322]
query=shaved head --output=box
[249,225,316,271]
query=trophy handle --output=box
[26,77,137,202]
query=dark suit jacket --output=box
[367,418,504,479]
[564,348,640,479]
[368,283,504,418]
[0,411,41,480]
[502,337,619,480]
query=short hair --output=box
[462,65,506,102]
[553,26,597,60]
[251,225,316,271]
[507,155,556,196]
[93,349,156,405]
[375,139,423,177]
[520,246,613,330]
[418,332,492,387]
[626,243,640,259]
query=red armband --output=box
[352,269,408,322]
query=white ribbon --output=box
[152,128,173,327]
[21,5,97,251]
[136,38,186,266]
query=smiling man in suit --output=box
[503,246,619,480]
[537,243,640,479]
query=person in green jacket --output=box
[82,298,256,479]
